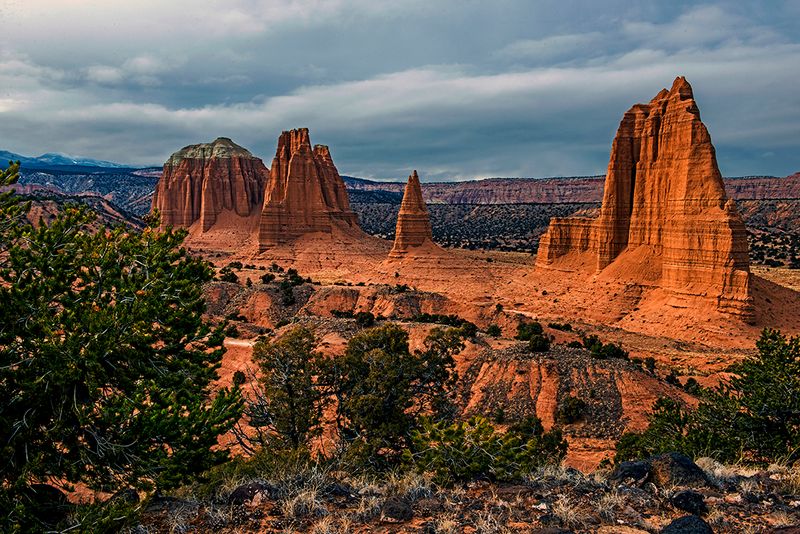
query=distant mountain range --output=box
[0,149,141,173]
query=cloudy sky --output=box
[1,0,798,180]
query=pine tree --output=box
[0,163,242,530]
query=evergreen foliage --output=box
[0,164,242,530]
[406,416,567,485]
[616,329,800,464]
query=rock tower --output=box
[258,128,359,250]
[152,137,268,231]
[536,77,753,320]
[389,170,434,257]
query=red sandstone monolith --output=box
[258,128,359,250]
[389,170,434,256]
[536,77,753,321]
[152,137,268,231]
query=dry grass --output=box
[550,495,588,529]
[350,495,382,522]
[595,490,625,521]
[384,471,434,501]
[474,510,512,534]
[433,513,461,534]
[281,487,327,519]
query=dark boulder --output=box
[661,515,714,534]
[649,453,710,488]
[380,495,413,522]
[227,481,274,505]
[610,460,650,484]
[671,489,708,516]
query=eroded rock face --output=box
[152,137,268,231]
[537,77,753,321]
[389,170,434,256]
[258,128,359,250]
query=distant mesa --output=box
[152,137,269,231]
[258,128,360,251]
[536,76,754,321]
[389,170,436,257]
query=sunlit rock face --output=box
[152,137,268,231]
[389,170,435,257]
[258,128,359,250]
[537,77,753,321]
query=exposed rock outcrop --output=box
[536,77,754,321]
[258,128,359,250]
[152,137,268,231]
[389,170,434,256]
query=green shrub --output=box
[516,321,544,341]
[318,324,463,468]
[548,322,572,331]
[528,334,550,352]
[232,370,247,386]
[556,395,586,424]
[226,261,243,270]
[615,329,800,465]
[260,272,276,284]
[406,416,567,485]
[485,324,502,337]
[355,311,376,327]
[217,267,239,283]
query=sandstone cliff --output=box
[536,77,754,321]
[152,137,268,231]
[258,128,359,250]
[389,170,435,256]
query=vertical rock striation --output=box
[258,128,359,250]
[390,170,434,256]
[537,77,753,321]
[152,137,268,231]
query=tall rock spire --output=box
[536,77,753,321]
[151,137,268,232]
[389,170,434,257]
[258,128,359,250]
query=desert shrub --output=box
[406,416,567,485]
[232,370,247,386]
[683,377,702,395]
[581,335,628,360]
[458,321,479,339]
[556,396,586,424]
[644,357,656,373]
[226,261,243,270]
[318,324,463,468]
[412,313,477,338]
[245,278,253,287]
[355,311,376,328]
[516,321,544,341]
[567,340,583,349]
[270,262,284,272]
[485,324,502,337]
[260,272,276,284]
[548,322,573,331]
[528,334,550,352]
[279,280,296,306]
[217,267,239,283]
[616,329,800,465]
[225,323,240,337]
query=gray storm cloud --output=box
[0,0,798,180]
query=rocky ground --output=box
[135,453,800,533]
